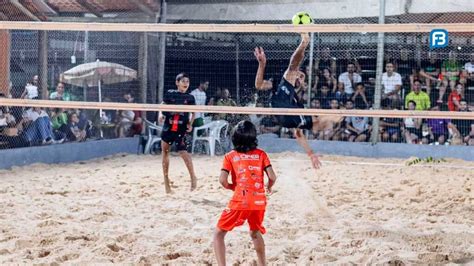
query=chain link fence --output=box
[1,1,473,151]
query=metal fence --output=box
[0,1,473,151]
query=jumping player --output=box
[159,73,198,193]
[213,120,277,266]
[254,32,322,169]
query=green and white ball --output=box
[292,11,313,25]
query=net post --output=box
[307,32,315,107]
[157,0,167,104]
[0,30,10,97]
[370,0,386,144]
[39,31,48,99]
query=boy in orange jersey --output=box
[213,120,277,266]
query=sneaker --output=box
[52,138,65,144]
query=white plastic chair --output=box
[143,119,162,154]
[192,120,229,156]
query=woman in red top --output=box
[448,83,463,111]
[213,120,277,266]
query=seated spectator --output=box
[448,83,464,111]
[216,88,237,122]
[207,87,222,106]
[442,50,463,91]
[462,52,474,103]
[425,105,450,145]
[248,102,264,130]
[259,115,280,136]
[126,92,143,136]
[380,102,402,143]
[21,75,40,99]
[405,79,431,110]
[0,105,28,149]
[50,108,68,130]
[329,99,340,110]
[394,48,415,89]
[67,112,87,142]
[314,47,337,76]
[17,107,61,145]
[318,68,337,93]
[382,62,402,106]
[351,82,369,109]
[419,51,441,96]
[312,116,344,141]
[74,109,93,139]
[334,82,348,104]
[403,101,423,143]
[344,101,370,142]
[310,98,321,109]
[450,100,473,144]
[338,63,362,97]
[49,82,71,101]
[314,85,334,109]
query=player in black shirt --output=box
[159,73,197,193]
[254,33,322,170]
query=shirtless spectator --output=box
[450,100,473,144]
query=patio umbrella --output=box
[62,60,137,102]
[62,60,137,137]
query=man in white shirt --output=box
[463,53,474,84]
[382,62,402,104]
[338,63,362,96]
[190,80,208,128]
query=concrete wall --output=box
[1,136,472,170]
[0,137,140,169]
[257,134,474,161]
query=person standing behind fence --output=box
[21,75,40,100]
[190,80,208,128]
[338,63,362,98]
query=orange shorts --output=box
[217,209,266,234]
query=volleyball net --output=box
[0,21,473,151]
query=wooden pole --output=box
[39,31,48,99]
[0,98,472,120]
[0,30,10,96]
[0,22,472,33]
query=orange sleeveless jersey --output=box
[221,149,272,210]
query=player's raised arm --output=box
[254,47,267,90]
[284,33,310,84]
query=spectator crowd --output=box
[1,51,474,150]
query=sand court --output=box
[0,152,473,264]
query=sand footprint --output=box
[163,251,192,260]
[55,253,80,262]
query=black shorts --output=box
[276,115,313,130]
[161,130,188,151]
